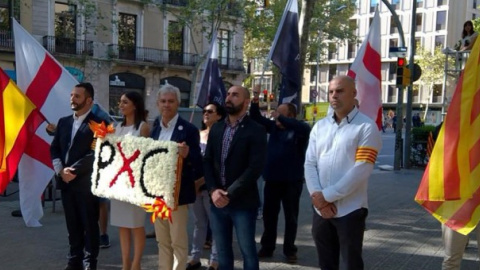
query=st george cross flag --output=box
[269,0,300,106]
[196,32,226,108]
[415,27,480,235]
[13,19,75,227]
[0,68,45,193]
[347,7,383,130]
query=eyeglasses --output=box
[203,109,216,114]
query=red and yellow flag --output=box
[415,38,480,235]
[0,68,45,193]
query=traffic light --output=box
[396,57,411,86]
[263,89,268,102]
[269,93,274,102]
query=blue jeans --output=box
[210,205,259,270]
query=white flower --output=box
[92,135,179,209]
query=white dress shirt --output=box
[304,107,382,217]
[158,113,179,141]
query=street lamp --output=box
[314,4,347,103]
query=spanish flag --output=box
[0,68,45,193]
[415,37,480,235]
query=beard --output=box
[71,99,87,111]
[225,102,243,115]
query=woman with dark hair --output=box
[187,102,225,270]
[461,20,478,51]
[111,91,150,270]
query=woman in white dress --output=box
[111,91,150,270]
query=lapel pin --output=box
[178,125,183,131]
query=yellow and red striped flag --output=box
[0,68,45,193]
[426,131,434,157]
[415,37,480,235]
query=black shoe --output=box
[11,210,22,217]
[99,234,110,248]
[186,261,201,270]
[285,253,298,264]
[257,248,273,258]
[146,231,156,239]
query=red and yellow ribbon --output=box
[89,120,115,138]
[143,197,172,223]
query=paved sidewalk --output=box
[1,169,479,269]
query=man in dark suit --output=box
[50,83,104,270]
[204,85,267,270]
[150,84,203,270]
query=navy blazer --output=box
[203,116,267,209]
[150,115,203,206]
[50,111,105,191]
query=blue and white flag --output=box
[270,0,300,105]
[196,32,226,108]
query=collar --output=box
[73,109,91,122]
[329,106,359,124]
[161,114,179,129]
[225,113,247,128]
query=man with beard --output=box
[204,86,267,270]
[50,83,104,270]
[304,76,382,270]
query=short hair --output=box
[76,82,94,100]
[157,84,181,103]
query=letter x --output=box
[109,142,141,188]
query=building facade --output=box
[307,0,479,124]
[0,0,245,118]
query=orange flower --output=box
[89,120,115,138]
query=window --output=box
[474,0,478,9]
[0,0,19,48]
[348,42,356,58]
[168,21,184,65]
[390,16,399,34]
[328,43,336,60]
[437,0,447,6]
[415,37,422,48]
[55,2,77,54]
[390,38,398,48]
[218,29,231,67]
[310,65,317,82]
[370,0,378,13]
[473,14,477,20]
[389,62,396,81]
[416,0,423,8]
[392,0,400,10]
[328,64,337,81]
[387,85,397,103]
[436,11,446,31]
[118,13,137,60]
[416,14,423,32]
[432,84,442,103]
[253,77,272,93]
[413,85,419,103]
[349,19,358,35]
[435,35,445,48]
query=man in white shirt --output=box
[304,75,382,270]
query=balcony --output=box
[163,0,187,6]
[0,30,13,49]
[107,44,200,66]
[218,57,245,72]
[43,36,93,56]
[348,51,356,59]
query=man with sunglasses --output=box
[250,85,311,264]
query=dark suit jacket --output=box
[50,111,105,191]
[150,115,202,206]
[204,115,267,209]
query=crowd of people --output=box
[47,75,384,270]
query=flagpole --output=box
[260,0,293,114]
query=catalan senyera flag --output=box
[347,6,382,130]
[426,131,434,158]
[415,34,480,235]
[0,68,45,193]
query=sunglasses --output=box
[203,109,216,114]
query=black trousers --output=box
[260,180,303,256]
[61,189,100,269]
[312,207,368,270]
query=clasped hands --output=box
[211,189,229,208]
[60,167,77,183]
[311,191,337,219]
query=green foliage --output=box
[411,125,436,141]
[416,45,447,86]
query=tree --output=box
[243,0,357,96]
[416,45,452,121]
